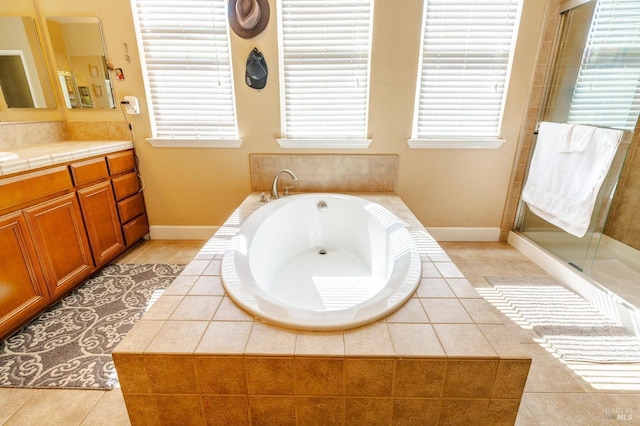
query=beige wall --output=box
[17,0,548,229]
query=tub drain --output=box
[318,249,327,255]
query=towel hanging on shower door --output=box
[521,121,623,238]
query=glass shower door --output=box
[515,0,637,274]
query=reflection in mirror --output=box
[46,17,115,110]
[0,17,56,109]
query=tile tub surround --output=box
[113,193,531,425]
[250,154,399,193]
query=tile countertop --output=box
[0,140,134,177]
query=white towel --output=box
[522,122,622,238]
[557,124,596,152]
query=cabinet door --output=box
[78,181,125,266]
[24,193,94,299]
[0,211,49,340]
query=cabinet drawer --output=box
[112,172,140,201]
[69,157,109,187]
[122,213,149,246]
[117,193,145,224]
[107,150,136,176]
[0,166,72,213]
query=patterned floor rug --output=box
[0,264,184,390]
[481,276,640,363]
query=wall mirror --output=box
[46,16,115,110]
[0,16,56,109]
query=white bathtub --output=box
[221,193,422,330]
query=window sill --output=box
[277,138,372,149]
[146,138,243,148]
[407,138,506,149]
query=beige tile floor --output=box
[1,240,638,425]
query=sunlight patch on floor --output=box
[477,286,640,391]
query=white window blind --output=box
[131,0,238,142]
[412,0,521,141]
[278,0,373,141]
[568,0,640,131]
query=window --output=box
[410,0,521,148]
[277,0,373,148]
[568,0,640,131]
[131,0,239,147]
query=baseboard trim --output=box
[149,226,219,240]
[425,227,500,242]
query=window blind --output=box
[131,0,238,140]
[568,0,640,131]
[413,0,521,140]
[278,0,373,140]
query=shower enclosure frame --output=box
[505,0,640,336]
[514,0,632,273]
[514,0,636,275]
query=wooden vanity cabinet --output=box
[0,148,148,340]
[0,211,50,335]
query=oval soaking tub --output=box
[221,193,422,330]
